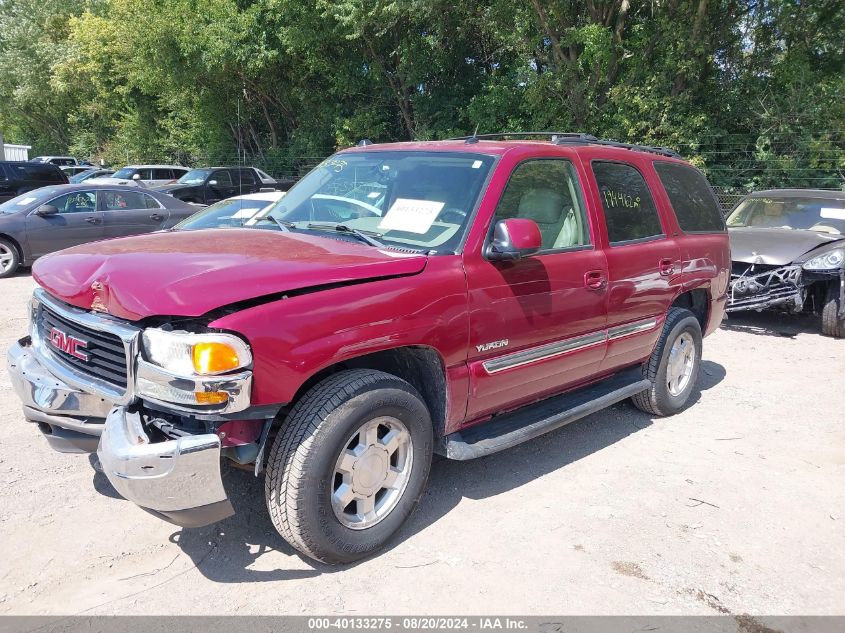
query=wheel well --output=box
[671,288,709,331]
[0,233,24,262]
[287,347,448,438]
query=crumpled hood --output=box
[32,229,427,321]
[729,227,845,265]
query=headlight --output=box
[802,249,844,271]
[141,328,252,376]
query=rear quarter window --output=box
[23,165,63,182]
[654,161,725,232]
[592,161,664,244]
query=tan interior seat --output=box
[517,189,566,248]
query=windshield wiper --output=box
[259,215,294,231]
[306,223,385,247]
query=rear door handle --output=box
[584,270,607,290]
[85,216,100,224]
[149,213,164,221]
[659,258,675,276]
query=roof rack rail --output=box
[447,131,681,158]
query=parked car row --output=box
[0,184,195,277]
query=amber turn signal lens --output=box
[192,342,240,374]
[194,391,229,405]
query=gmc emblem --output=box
[49,327,89,361]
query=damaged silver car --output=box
[727,189,845,337]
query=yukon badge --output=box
[476,339,509,353]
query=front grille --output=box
[37,303,129,389]
[728,263,803,311]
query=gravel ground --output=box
[0,271,842,616]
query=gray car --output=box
[0,184,195,278]
[726,189,845,337]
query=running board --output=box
[441,367,650,460]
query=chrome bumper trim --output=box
[97,407,232,519]
[136,359,253,414]
[31,288,140,405]
[7,337,114,421]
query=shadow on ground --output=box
[105,360,724,582]
[721,310,821,338]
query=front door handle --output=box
[85,216,100,224]
[149,213,164,221]
[659,258,675,276]
[584,270,607,290]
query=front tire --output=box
[821,281,844,338]
[632,307,703,416]
[265,369,433,564]
[0,238,21,279]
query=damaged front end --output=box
[727,263,804,313]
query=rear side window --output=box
[143,194,161,209]
[654,162,725,232]
[152,168,173,180]
[22,164,62,182]
[101,190,147,210]
[592,161,663,244]
[239,169,256,185]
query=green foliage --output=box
[0,0,842,188]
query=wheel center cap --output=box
[352,448,388,496]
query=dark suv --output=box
[152,167,282,204]
[0,161,68,203]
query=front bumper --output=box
[97,406,234,527]
[727,264,803,312]
[7,337,111,452]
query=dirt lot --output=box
[0,271,842,616]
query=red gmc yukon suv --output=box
[7,133,730,564]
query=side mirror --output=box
[208,180,218,186]
[35,204,59,217]
[131,173,141,180]
[486,218,542,261]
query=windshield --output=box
[0,187,65,214]
[70,169,110,183]
[178,169,212,185]
[112,167,136,179]
[727,196,845,234]
[174,197,276,230]
[264,151,495,253]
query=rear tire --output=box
[821,282,844,338]
[0,238,21,279]
[632,307,703,416]
[265,369,433,564]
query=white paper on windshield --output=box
[16,197,36,205]
[820,207,845,220]
[378,198,445,234]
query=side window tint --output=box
[48,191,97,213]
[143,194,161,209]
[654,162,725,232]
[215,171,233,186]
[101,190,146,211]
[493,159,590,250]
[0,166,7,182]
[240,169,256,185]
[136,169,153,180]
[593,161,663,244]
